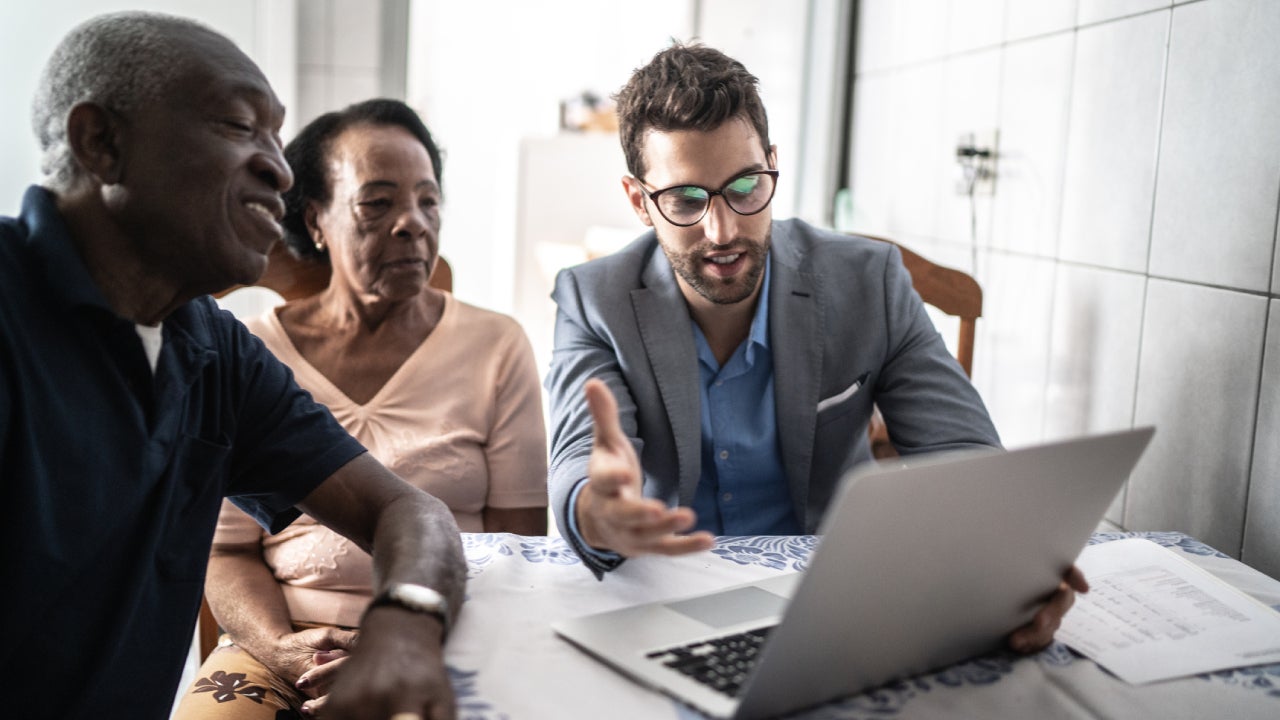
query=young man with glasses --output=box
[545,43,1084,654]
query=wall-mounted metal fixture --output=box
[955,130,998,196]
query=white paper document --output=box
[1058,538,1280,684]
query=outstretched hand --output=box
[575,379,714,557]
[1008,564,1089,654]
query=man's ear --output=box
[65,102,125,185]
[621,176,654,227]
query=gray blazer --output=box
[545,218,1000,571]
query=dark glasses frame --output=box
[635,169,780,227]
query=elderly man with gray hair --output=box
[1,12,463,720]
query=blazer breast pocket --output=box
[816,372,869,425]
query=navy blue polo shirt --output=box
[0,186,366,719]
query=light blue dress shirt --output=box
[566,256,799,555]
[690,258,799,535]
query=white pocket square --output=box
[817,373,868,413]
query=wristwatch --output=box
[368,583,451,638]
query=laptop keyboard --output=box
[645,626,773,698]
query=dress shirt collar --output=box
[693,254,773,371]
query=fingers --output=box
[299,692,327,718]
[1064,563,1089,593]
[583,494,714,557]
[314,626,359,652]
[591,490,671,528]
[584,379,641,499]
[585,378,625,452]
[635,529,716,556]
[579,378,712,558]
[1008,580,1078,654]
[608,505,708,553]
[291,626,358,653]
[297,654,349,697]
[577,480,713,556]
[314,648,350,666]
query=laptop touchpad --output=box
[665,586,787,629]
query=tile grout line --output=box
[1238,299,1272,563]
[1120,7,1177,532]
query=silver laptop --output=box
[553,427,1155,720]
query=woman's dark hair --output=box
[282,98,443,261]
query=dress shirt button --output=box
[722,492,733,502]
[714,380,723,387]
[719,450,729,460]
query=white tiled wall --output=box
[1245,301,1280,578]
[1005,0,1078,41]
[1057,11,1166,273]
[849,0,1280,575]
[1128,280,1266,552]
[1076,0,1171,26]
[1148,0,1280,292]
[989,32,1073,258]
[295,0,390,127]
[971,250,1056,447]
[936,49,1001,249]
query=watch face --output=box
[369,583,451,638]
[398,584,443,608]
[390,583,448,615]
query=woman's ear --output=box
[304,202,324,250]
[65,102,125,185]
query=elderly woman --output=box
[174,99,547,719]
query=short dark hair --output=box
[282,98,444,262]
[614,42,770,179]
[33,11,225,191]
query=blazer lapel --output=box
[632,248,701,506]
[769,239,823,530]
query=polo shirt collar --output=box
[20,185,115,315]
[19,186,219,371]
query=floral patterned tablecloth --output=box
[443,532,1280,719]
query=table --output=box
[443,532,1280,719]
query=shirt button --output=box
[723,492,733,502]
[714,380,723,387]
[719,450,729,460]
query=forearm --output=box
[546,307,643,540]
[368,489,466,623]
[299,454,466,631]
[205,547,296,666]
[302,463,466,719]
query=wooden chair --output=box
[199,243,452,660]
[859,235,982,459]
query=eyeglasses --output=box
[635,169,779,227]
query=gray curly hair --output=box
[32,11,222,191]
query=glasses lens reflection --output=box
[653,171,776,226]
